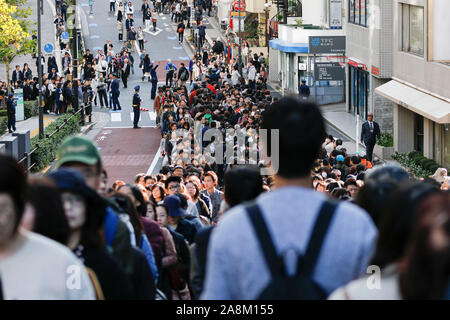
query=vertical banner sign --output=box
[330,0,343,29]
[15,89,25,121]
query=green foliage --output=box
[377,132,394,147]
[0,116,7,134]
[24,100,38,118]
[0,109,7,117]
[392,151,440,178]
[30,112,81,172]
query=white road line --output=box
[149,111,156,120]
[146,143,163,175]
[103,125,157,129]
[110,112,122,122]
[130,112,143,121]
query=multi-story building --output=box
[374,0,450,168]
[269,0,347,104]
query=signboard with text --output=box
[309,36,346,54]
[15,89,24,121]
[314,62,345,81]
[330,0,343,29]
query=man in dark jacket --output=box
[150,63,159,100]
[47,55,58,74]
[197,21,206,47]
[360,113,381,162]
[111,73,121,110]
[83,49,94,65]
[298,79,310,99]
[6,92,16,133]
[212,40,224,56]
[11,65,23,86]
[163,195,197,245]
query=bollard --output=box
[13,130,31,169]
[0,135,19,159]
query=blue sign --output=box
[44,43,54,53]
[61,32,69,40]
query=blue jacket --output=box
[132,92,141,106]
[198,25,206,36]
[150,64,159,82]
[111,78,120,96]
[6,97,16,115]
[165,62,177,73]
[189,59,194,72]
[140,234,159,282]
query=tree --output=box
[0,0,36,93]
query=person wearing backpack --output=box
[201,97,378,300]
[178,62,189,88]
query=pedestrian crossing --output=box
[104,110,158,128]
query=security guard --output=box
[6,92,16,133]
[133,85,141,129]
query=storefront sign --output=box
[231,11,246,17]
[372,65,380,76]
[309,36,346,54]
[330,0,343,29]
[298,63,307,71]
[314,62,345,81]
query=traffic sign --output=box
[43,43,54,53]
[233,0,245,12]
[231,11,246,17]
[61,32,69,40]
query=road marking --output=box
[144,28,162,36]
[90,35,100,39]
[130,112,143,121]
[173,46,182,50]
[81,3,88,6]
[179,56,189,60]
[104,125,157,129]
[93,46,102,51]
[146,143,163,175]
[110,112,122,122]
[88,23,98,27]
[149,112,156,120]
[168,36,177,40]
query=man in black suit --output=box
[360,113,381,162]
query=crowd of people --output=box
[0,0,449,301]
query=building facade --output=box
[375,0,450,168]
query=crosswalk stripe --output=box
[130,112,142,121]
[110,112,122,122]
[149,111,156,120]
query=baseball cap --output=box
[8,92,14,97]
[163,195,186,217]
[134,85,140,91]
[336,155,344,162]
[56,136,101,168]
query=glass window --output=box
[349,0,368,27]
[402,4,424,56]
[349,0,355,23]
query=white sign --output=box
[298,63,307,71]
[15,89,24,121]
[330,0,343,29]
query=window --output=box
[349,0,368,27]
[401,4,424,56]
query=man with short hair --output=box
[298,79,310,99]
[360,113,381,162]
[201,97,377,299]
[111,73,121,110]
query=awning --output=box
[375,80,450,124]
[348,57,368,70]
[269,39,309,53]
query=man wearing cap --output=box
[56,136,135,276]
[360,113,380,162]
[150,62,159,100]
[164,195,197,245]
[6,92,16,133]
[132,85,141,129]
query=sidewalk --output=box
[320,103,368,156]
[2,114,58,140]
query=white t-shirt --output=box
[0,230,95,300]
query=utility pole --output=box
[72,3,83,125]
[37,0,44,139]
[238,1,242,75]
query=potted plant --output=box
[294,18,302,28]
[374,132,394,160]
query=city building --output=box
[269,0,347,105]
[375,0,450,168]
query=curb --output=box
[80,122,96,135]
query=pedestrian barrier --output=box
[17,108,84,173]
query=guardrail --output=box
[17,108,84,173]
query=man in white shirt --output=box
[0,155,95,300]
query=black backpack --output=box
[246,200,338,300]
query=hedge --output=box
[30,112,81,172]
[377,132,394,148]
[0,109,6,118]
[24,100,39,119]
[0,116,7,135]
[392,150,441,178]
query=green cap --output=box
[56,136,101,168]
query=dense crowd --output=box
[0,0,449,301]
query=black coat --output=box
[361,121,381,145]
[129,247,156,300]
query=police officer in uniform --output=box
[133,85,141,129]
[6,92,16,133]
